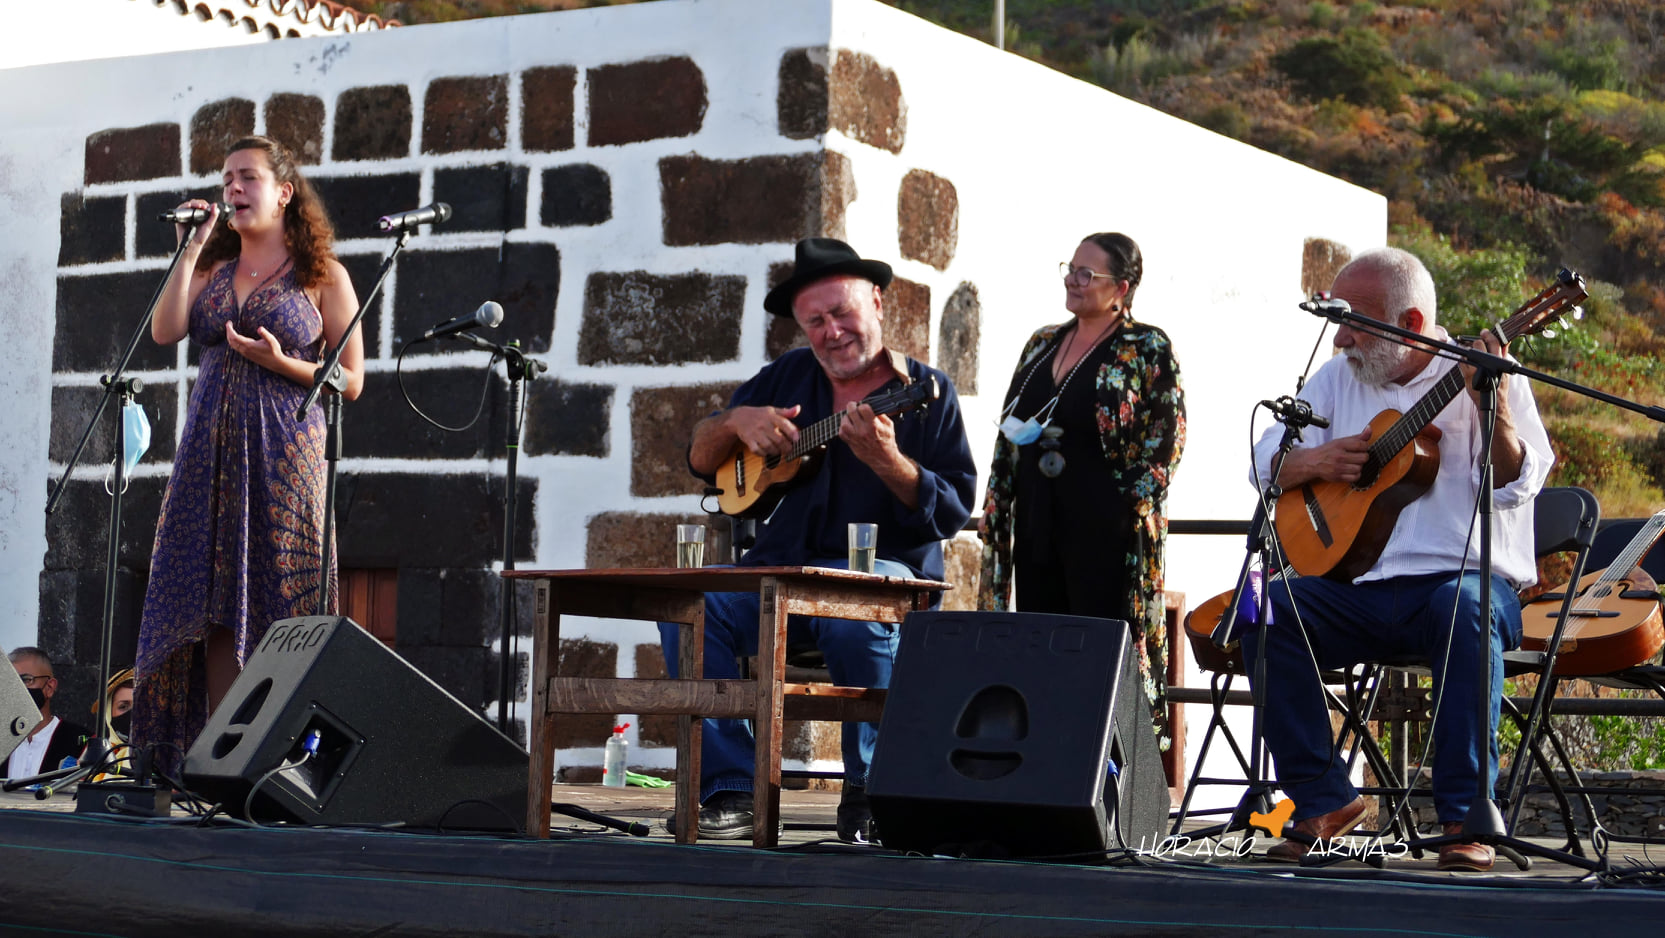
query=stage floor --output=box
[2,783,1664,937]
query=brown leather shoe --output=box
[1265,795,1367,862]
[1437,822,1495,872]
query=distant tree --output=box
[1272,28,1407,110]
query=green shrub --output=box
[1272,28,1408,110]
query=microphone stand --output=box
[1175,408,1310,840]
[445,333,639,833]
[297,228,411,615]
[1307,302,1665,873]
[12,219,210,800]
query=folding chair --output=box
[1341,486,1601,855]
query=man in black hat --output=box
[658,237,977,842]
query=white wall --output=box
[0,0,1384,790]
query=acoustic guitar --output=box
[1275,270,1588,580]
[712,377,939,518]
[1522,510,1665,676]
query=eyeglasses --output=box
[16,673,52,686]
[1059,262,1117,286]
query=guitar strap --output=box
[885,348,912,386]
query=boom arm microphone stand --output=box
[9,215,211,797]
[1307,298,1664,873]
[296,227,412,616]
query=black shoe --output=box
[837,784,873,844]
[665,791,756,840]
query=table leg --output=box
[673,595,705,844]
[752,577,788,848]
[526,579,557,838]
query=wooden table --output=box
[504,567,947,847]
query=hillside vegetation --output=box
[372,0,1665,515]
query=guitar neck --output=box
[786,411,846,461]
[1584,511,1665,602]
[1367,365,1467,467]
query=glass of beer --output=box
[847,523,878,574]
[676,524,706,569]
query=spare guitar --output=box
[1522,509,1665,676]
[713,377,939,518]
[1275,269,1588,581]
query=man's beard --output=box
[1344,340,1409,386]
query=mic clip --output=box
[1299,293,1352,321]
[1263,396,1331,430]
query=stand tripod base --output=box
[75,780,172,818]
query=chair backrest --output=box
[1532,486,1600,559]
[1586,516,1665,582]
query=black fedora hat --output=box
[763,238,893,317]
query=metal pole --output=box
[994,0,1004,50]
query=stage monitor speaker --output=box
[183,616,527,831]
[867,611,1168,859]
[0,665,43,768]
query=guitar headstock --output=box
[1497,268,1588,345]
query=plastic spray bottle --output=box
[602,722,630,788]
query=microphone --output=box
[1263,396,1330,429]
[157,201,233,224]
[377,202,452,233]
[1299,294,1352,321]
[418,301,503,342]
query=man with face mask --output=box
[3,648,91,779]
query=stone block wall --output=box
[42,33,983,777]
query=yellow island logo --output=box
[1134,797,1409,861]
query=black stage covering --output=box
[3,808,1665,937]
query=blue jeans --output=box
[1239,571,1523,824]
[657,558,907,803]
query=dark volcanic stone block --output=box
[523,380,612,458]
[265,93,326,164]
[333,85,412,161]
[310,172,422,241]
[586,511,716,571]
[938,281,982,396]
[588,57,706,147]
[883,277,930,364]
[661,151,853,246]
[394,243,559,354]
[190,98,256,175]
[897,169,958,271]
[335,253,386,359]
[54,272,178,373]
[343,369,507,461]
[578,271,742,365]
[777,48,828,140]
[40,477,165,572]
[50,383,179,466]
[434,164,528,232]
[629,383,741,497]
[539,164,611,227]
[422,74,509,154]
[85,124,180,184]
[58,193,125,266]
[521,66,577,153]
[334,472,533,569]
[830,50,906,154]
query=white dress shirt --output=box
[7,715,59,778]
[1252,334,1553,589]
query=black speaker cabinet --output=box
[867,611,1168,858]
[184,616,527,831]
[0,665,42,767]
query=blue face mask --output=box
[999,414,1046,446]
[122,400,151,476]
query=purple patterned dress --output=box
[135,259,337,774]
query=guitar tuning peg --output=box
[1572,305,1585,320]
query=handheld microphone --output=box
[1262,396,1330,429]
[419,301,503,342]
[378,202,452,233]
[157,201,233,224]
[1299,294,1352,321]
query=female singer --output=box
[135,136,362,773]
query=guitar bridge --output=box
[732,454,746,496]
[1301,484,1334,549]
